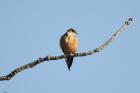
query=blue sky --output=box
[0,0,139,93]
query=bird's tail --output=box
[65,56,74,71]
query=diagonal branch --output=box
[0,18,133,81]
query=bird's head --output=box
[66,28,78,36]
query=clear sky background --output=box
[0,0,139,93]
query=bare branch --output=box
[0,18,133,81]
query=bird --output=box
[60,28,78,71]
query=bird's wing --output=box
[60,35,69,54]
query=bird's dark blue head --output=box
[66,28,78,34]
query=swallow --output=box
[60,28,78,70]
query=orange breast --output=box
[60,35,78,54]
[67,36,78,54]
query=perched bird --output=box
[60,28,78,70]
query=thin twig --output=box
[0,18,133,81]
